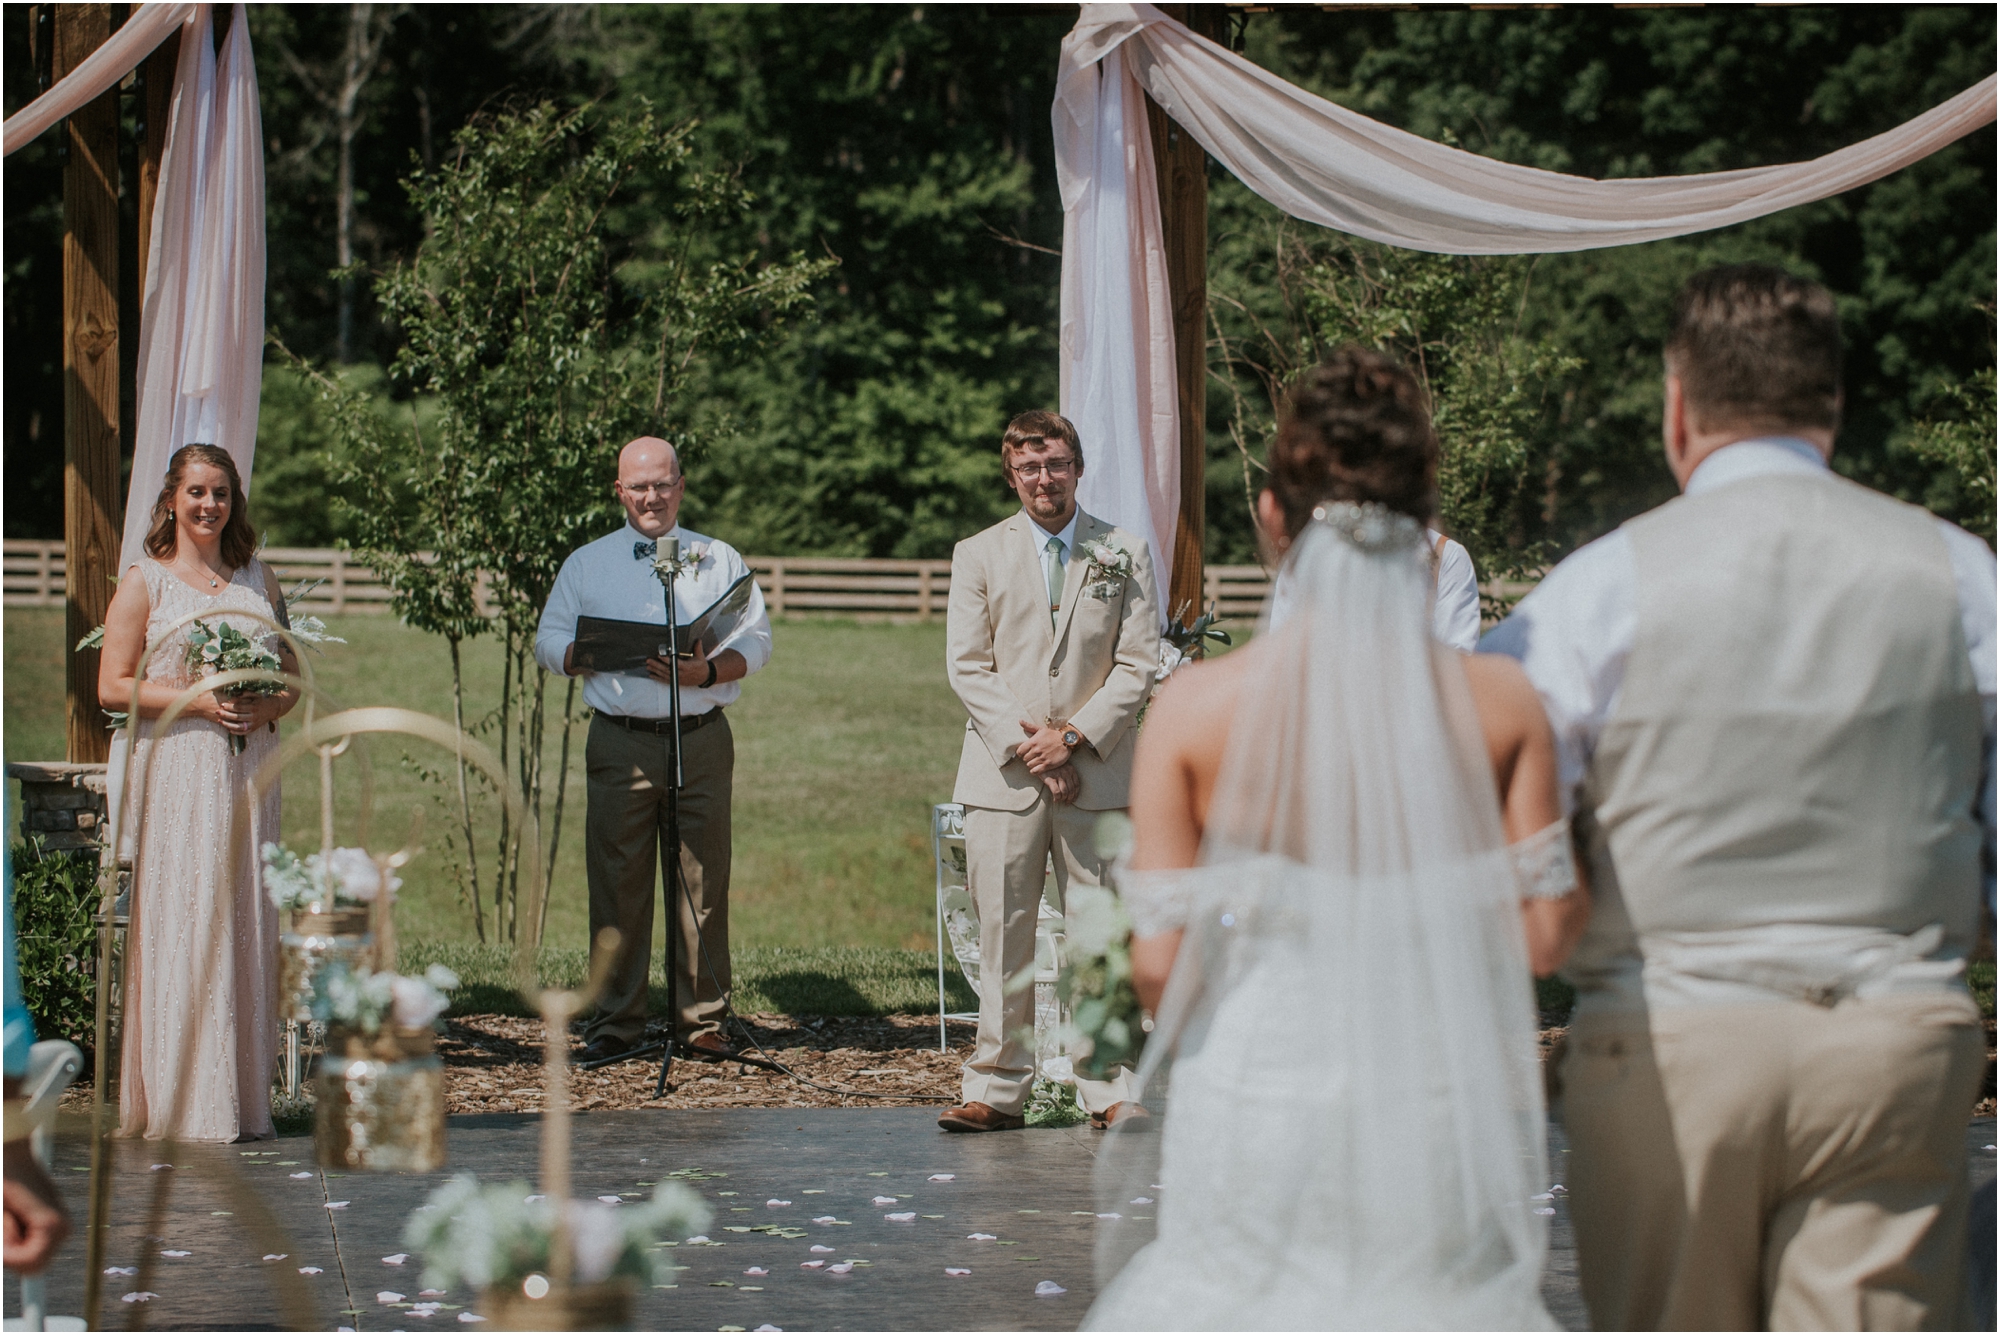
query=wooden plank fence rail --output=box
[2,540,1534,625]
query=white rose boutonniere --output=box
[1078,536,1134,599]
[650,541,709,585]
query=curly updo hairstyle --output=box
[1268,346,1438,540]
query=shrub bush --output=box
[9,838,101,1059]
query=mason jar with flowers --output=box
[264,843,399,1020]
[311,959,458,1172]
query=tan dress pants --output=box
[1564,990,1986,1331]
[582,711,733,1047]
[959,797,1134,1116]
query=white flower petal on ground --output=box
[419,1290,447,1298]
[524,1195,547,1204]
[104,1266,137,1276]
[871,1195,897,1205]
[1095,1213,1121,1221]
[809,1244,835,1253]
[885,1212,915,1222]
[799,1261,824,1270]
[325,1201,350,1210]
[379,1291,406,1304]
[1130,1197,1153,1205]
[263,1254,288,1261]
[1533,1207,1556,1217]
[927,1174,955,1182]
[766,1199,791,1206]
[685,1235,711,1244]
[827,1262,854,1275]
[457,1314,487,1324]
[298,1267,324,1276]
[811,1216,837,1224]
[596,1196,623,1205]
[1035,1281,1067,1297]
[743,1268,768,1276]
[150,1164,172,1171]
[160,1250,191,1257]
[1549,1184,1567,1195]
[966,1233,996,1241]
[755,1325,782,1332]
[120,1293,158,1304]
[1531,1192,1554,1201]
[382,1253,410,1265]
[289,1171,313,1179]
[945,1268,970,1277]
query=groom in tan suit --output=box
[939,410,1160,1132]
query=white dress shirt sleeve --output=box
[1430,535,1482,652]
[1937,520,1996,908]
[1477,530,1638,815]
[535,551,584,677]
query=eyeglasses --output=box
[621,478,683,498]
[1010,459,1078,481]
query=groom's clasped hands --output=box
[1018,718,1080,804]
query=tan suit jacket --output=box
[947,508,1159,812]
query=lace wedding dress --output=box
[1085,505,1571,1331]
[117,556,283,1142]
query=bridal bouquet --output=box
[1055,883,1148,1082]
[263,842,401,913]
[405,1175,711,1295]
[310,960,461,1034]
[184,617,284,754]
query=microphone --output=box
[661,535,679,565]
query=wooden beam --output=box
[57,3,121,765]
[1145,4,1226,625]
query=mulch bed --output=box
[437,1013,978,1114]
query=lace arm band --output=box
[1117,867,1207,937]
[1509,817,1581,901]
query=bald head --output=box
[615,436,686,539]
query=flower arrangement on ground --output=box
[310,960,460,1034]
[405,1176,711,1300]
[184,617,285,753]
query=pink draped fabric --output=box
[121,3,267,572]
[1053,2,1996,599]
[0,3,194,156]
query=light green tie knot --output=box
[1045,534,1066,626]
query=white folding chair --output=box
[6,1040,86,1332]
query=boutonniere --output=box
[1078,536,1134,599]
[650,541,709,584]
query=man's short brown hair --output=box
[1666,264,1843,435]
[1002,410,1083,470]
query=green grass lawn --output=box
[5,607,968,969]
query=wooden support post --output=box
[1145,4,1226,624]
[57,3,122,765]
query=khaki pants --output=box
[960,797,1134,1116]
[582,712,733,1047]
[1564,991,1985,1331]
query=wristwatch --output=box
[1060,725,1082,749]
[701,658,719,689]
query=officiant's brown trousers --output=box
[583,711,733,1047]
[1563,991,1985,1331]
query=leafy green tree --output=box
[321,101,828,944]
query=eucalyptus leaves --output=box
[184,618,284,754]
[310,960,461,1034]
[404,1177,711,1294]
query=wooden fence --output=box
[3,539,1533,625]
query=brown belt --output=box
[597,709,724,736]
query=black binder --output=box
[570,573,757,676]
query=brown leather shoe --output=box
[938,1101,1025,1133]
[1088,1101,1153,1131]
[682,1031,737,1061]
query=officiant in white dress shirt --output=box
[534,436,772,1067]
[1483,265,1994,1330]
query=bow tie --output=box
[633,540,657,561]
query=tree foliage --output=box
[314,101,828,942]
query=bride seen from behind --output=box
[1086,348,1589,1331]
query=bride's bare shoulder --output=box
[1141,642,1265,745]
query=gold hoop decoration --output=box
[85,603,335,1327]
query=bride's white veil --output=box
[1089,503,1553,1330]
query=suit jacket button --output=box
[1049,667,1059,677]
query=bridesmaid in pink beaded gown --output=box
[98,445,301,1142]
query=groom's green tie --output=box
[1045,534,1066,628]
